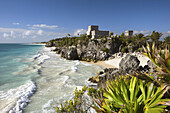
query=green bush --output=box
[121,46,128,53]
[138,48,142,52]
[102,48,109,53]
[101,38,107,43]
[56,86,89,113]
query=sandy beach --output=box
[105,54,150,68]
[81,61,116,69]
[82,53,150,69]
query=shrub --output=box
[121,46,128,53]
[101,38,107,43]
[102,48,109,53]
[138,48,142,52]
[56,86,89,113]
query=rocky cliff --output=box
[46,35,122,62]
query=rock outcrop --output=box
[147,60,157,72]
[46,37,122,62]
[59,47,79,60]
[119,54,140,75]
[45,42,53,47]
[89,54,142,88]
[67,47,79,60]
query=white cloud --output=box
[23,30,32,36]
[0,27,67,42]
[32,36,37,39]
[0,27,25,32]
[133,30,151,36]
[37,30,43,35]
[161,31,170,40]
[3,33,10,38]
[133,30,170,41]
[74,29,87,36]
[28,24,58,29]
[12,22,20,25]
[167,31,170,33]
[10,31,14,37]
[3,31,15,38]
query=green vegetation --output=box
[47,30,169,55]
[92,76,169,113]
[110,32,113,37]
[142,42,170,84]
[56,86,89,113]
[120,33,124,38]
[102,48,109,53]
[121,46,128,53]
[56,42,169,113]
[47,33,170,113]
[47,34,89,47]
[164,36,170,44]
[150,31,162,42]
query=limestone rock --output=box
[67,47,79,60]
[147,60,157,72]
[45,42,53,47]
[119,54,140,75]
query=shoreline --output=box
[81,61,116,69]
[46,46,149,69]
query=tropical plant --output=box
[135,33,144,39]
[91,76,169,113]
[150,31,162,42]
[120,33,125,38]
[142,42,170,83]
[102,48,109,53]
[56,86,90,113]
[121,46,128,53]
[164,36,170,45]
[110,32,113,37]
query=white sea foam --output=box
[42,99,56,113]
[3,46,102,112]
[71,61,80,72]
[56,76,69,85]
[0,81,36,113]
[34,53,42,60]
[72,66,78,72]
[81,62,93,66]
[43,47,56,52]
[37,55,50,64]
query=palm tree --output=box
[66,34,71,47]
[150,31,162,43]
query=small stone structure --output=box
[125,30,133,36]
[86,25,109,39]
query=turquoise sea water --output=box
[0,44,43,90]
[0,44,102,113]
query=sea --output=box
[0,44,102,113]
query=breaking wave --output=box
[0,81,36,113]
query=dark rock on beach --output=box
[67,47,79,60]
[89,54,155,88]
[119,54,140,75]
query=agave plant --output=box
[143,42,170,75]
[91,76,169,113]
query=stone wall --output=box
[87,25,109,39]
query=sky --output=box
[0,0,170,43]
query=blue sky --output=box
[0,0,170,43]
